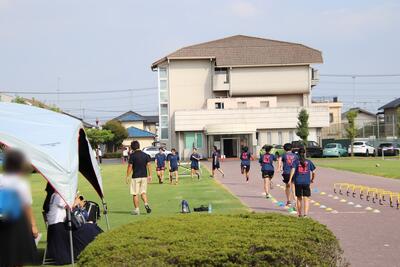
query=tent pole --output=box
[102,198,110,230]
[66,209,75,266]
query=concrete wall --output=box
[276,95,304,107]
[174,106,329,132]
[207,96,277,109]
[229,65,310,96]
[168,59,214,148]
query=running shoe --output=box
[145,204,152,214]
[266,194,271,199]
[131,209,140,215]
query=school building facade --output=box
[151,35,330,159]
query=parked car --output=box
[291,141,323,158]
[143,146,171,159]
[377,143,400,156]
[348,141,375,156]
[323,143,348,157]
[259,144,285,157]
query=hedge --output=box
[103,152,122,159]
[78,213,347,266]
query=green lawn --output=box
[313,157,400,179]
[28,163,247,250]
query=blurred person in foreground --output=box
[0,149,38,266]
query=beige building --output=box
[151,35,330,159]
[111,111,158,148]
[379,98,400,137]
[342,108,377,129]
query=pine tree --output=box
[296,109,309,146]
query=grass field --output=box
[28,162,247,250]
[313,157,400,179]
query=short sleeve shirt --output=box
[167,154,180,169]
[259,153,276,171]
[292,159,316,185]
[281,152,298,174]
[212,151,220,165]
[155,153,167,168]
[240,152,251,165]
[129,150,151,178]
[190,153,200,168]
[0,174,32,206]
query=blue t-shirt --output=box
[292,159,316,185]
[155,153,167,168]
[190,153,200,168]
[259,153,276,171]
[167,154,180,169]
[281,152,298,175]
[240,152,251,166]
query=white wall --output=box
[229,65,310,96]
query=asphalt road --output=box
[206,159,400,267]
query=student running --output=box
[167,149,180,184]
[211,146,224,178]
[258,145,276,198]
[155,147,167,184]
[289,147,316,218]
[190,148,201,179]
[278,143,298,206]
[240,146,252,183]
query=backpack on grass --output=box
[84,201,101,223]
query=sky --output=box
[1,0,400,123]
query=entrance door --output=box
[223,138,239,158]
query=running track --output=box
[206,160,400,267]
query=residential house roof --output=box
[151,35,323,69]
[112,111,159,123]
[127,127,156,138]
[341,107,376,120]
[378,97,400,110]
[62,112,95,128]
[113,111,147,122]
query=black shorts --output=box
[156,166,165,171]
[262,170,274,179]
[212,162,220,170]
[295,184,311,197]
[282,173,291,184]
[170,167,178,172]
[191,166,199,171]
[241,164,250,173]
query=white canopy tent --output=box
[0,103,108,265]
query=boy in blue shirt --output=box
[167,149,180,184]
[278,143,298,206]
[190,148,201,180]
[259,145,276,198]
[155,147,167,184]
[289,147,316,217]
[240,146,253,183]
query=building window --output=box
[215,102,224,109]
[267,132,272,145]
[329,113,334,123]
[260,101,269,108]
[237,101,247,109]
[215,67,229,83]
[278,131,283,145]
[289,131,294,142]
[159,67,169,139]
[184,132,203,149]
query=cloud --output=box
[230,0,258,18]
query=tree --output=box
[296,109,309,146]
[103,120,128,151]
[345,110,358,157]
[86,128,114,148]
[12,96,26,104]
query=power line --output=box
[1,87,157,95]
[320,74,400,77]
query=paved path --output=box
[206,160,400,267]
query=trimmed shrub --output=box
[78,213,346,266]
[103,152,122,159]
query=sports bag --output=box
[0,187,22,222]
[83,201,101,223]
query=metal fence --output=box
[321,122,399,140]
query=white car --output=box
[142,146,171,159]
[348,141,375,156]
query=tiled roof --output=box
[379,98,400,110]
[144,115,159,123]
[113,111,146,122]
[152,35,322,69]
[127,127,156,138]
